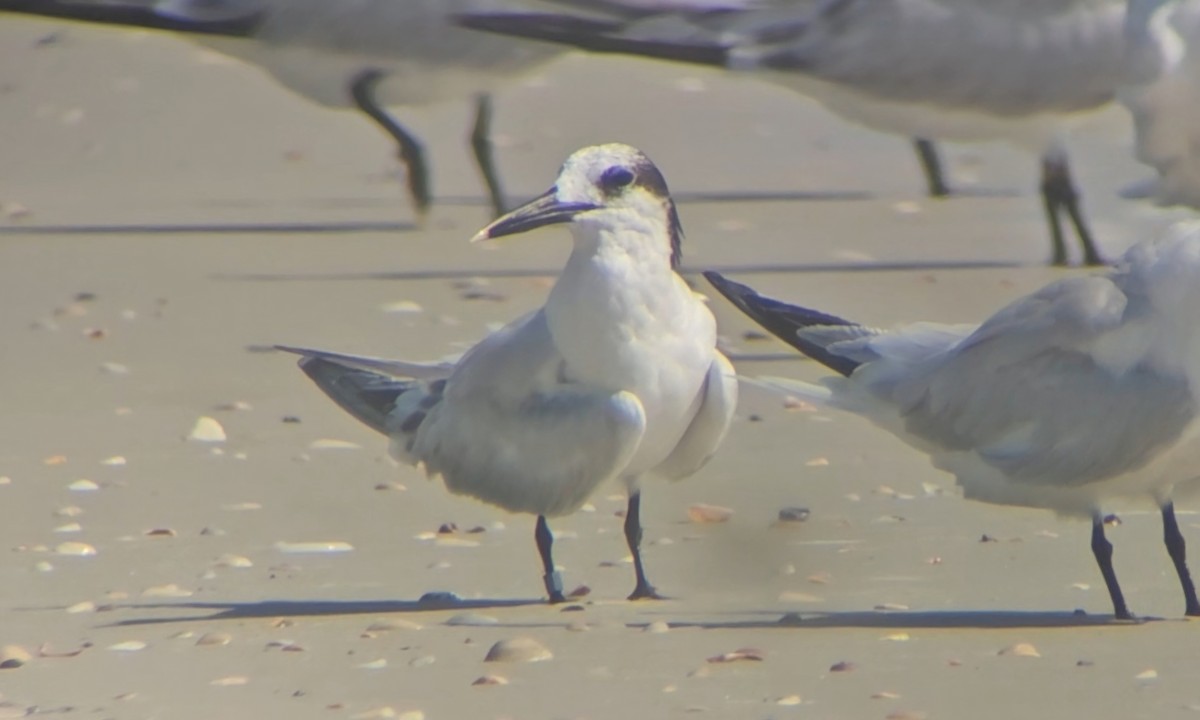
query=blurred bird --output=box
[0,0,753,217]
[1121,0,1200,209]
[278,143,737,603]
[458,0,1128,265]
[705,222,1200,619]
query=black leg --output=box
[1040,152,1104,267]
[625,491,664,600]
[1091,515,1133,620]
[470,93,507,218]
[535,515,566,604]
[912,138,950,198]
[349,68,432,217]
[1161,502,1200,616]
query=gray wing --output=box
[734,0,1126,115]
[274,345,453,436]
[653,350,738,480]
[866,275,1198,486]
[412,310,649,517]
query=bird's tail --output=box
[703,271,868,377]
[0,0,264,37]
[275,346,447,452]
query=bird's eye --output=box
[599,166,635,193]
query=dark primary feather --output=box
[294,355,414,436]
[703,271,862,377]
[454,11,730,67]
[0,0,265,36]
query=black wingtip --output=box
[0,0,264,37]
[704,271,861,377]
[455,12,730,67]
[290,355,413,437]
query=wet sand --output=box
[2,15,1199,720]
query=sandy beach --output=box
[3,15,1200,720]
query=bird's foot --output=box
[544,571,566,604]
[627,583,667,601]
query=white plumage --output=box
[458,0,1128,265]
[279,143,737,603]
[0,0,755,216]
[1121,0,1200,208]
[705,221,1200,619]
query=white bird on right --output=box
[705,222,1200,620]
[1121,0,1200,209]
[458,0,1128,266]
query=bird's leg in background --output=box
[1040,149,1104,267]
[912,138,950,197]
[624,490,664,600]
[535,515,566,603]
[471,93,507,218]
[349,68,433,218]
[1091,514,1133,620]
[1160,502,1200,616]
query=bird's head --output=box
[472,143,682,268]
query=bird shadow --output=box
[216,258,1031,285]
[485,608,1164,631]
[647,608,1161,630]
[19,596,547,628]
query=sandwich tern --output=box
[704,222,1200,619]
[0,0,747,217]
[278,143,737,603]
[458,0,1127,266]
[1121,0,1200,209]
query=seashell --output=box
[777,695,802,706]
[188,417,226,442]
[66,601,96,614]
[274,541,353,554]
[484,637,553,663]
[993,643,1041,657]
[144,528,176,537]
[707,648,764,663]
[358,658,388,669]
[0,645,32,669]
[472,675,509,686]
[644,621,671,634]
[210,676,248,686]
[108,641,147,652]
[380,300,423,314]
[777,507,810,523]
[142,584,193,598]
[829,661,857,672]
[309,438,360,450]
[68,479,99,492]
[55,542,96,556]
[196,632,231,647]
[687,503,734,524]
